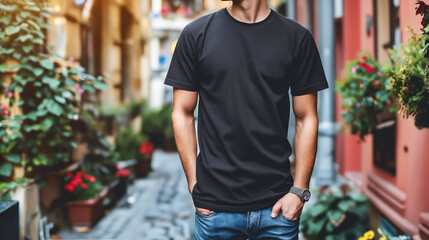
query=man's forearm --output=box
[171,110,198,191]
[293,115,319,189]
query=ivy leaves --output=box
[0,0,108,179]
[0,120,23,177]
[5,25,21,36]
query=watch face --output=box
[302,190,311,201]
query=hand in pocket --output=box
[195,206,213,216]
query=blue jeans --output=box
[194,204,299,240]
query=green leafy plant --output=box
[0,177,28,200]
[0,118,23,177]
[336,53,396,140]
[385,27,429,129]
[300,184,369,240]
[159,103,174,138]
[141,102,176,149]
[99,98,146,129]
[141,106,164,136]
[64,170,103,201]
[0,0,107,178]
[115,126,150,161]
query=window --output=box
[372,0,399,175]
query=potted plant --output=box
[102,167,131,210]
[135,140,154,178]
[113,168,130,199]
[386,27,429,129]
[115,127,154,178]
[299,184,369,240]
[141,103,164,149]
[63,170,107,228]
[336,53,397,140]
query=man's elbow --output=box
[295,113,319,129]
[171,108,194,125]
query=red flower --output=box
[88,176,96,182]
[115,169,130,178]
[365,66,375,72]
[75,171,83,178]
[73,177,83,184]
[82,172,93,181]
[80,183,88,189]
[359,61,375,72]
[66,172,73,178]
[362,55,368,61]
[359,62,368,68]
[65,183,75,192]
[139,141,154,156]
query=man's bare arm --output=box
[292,91,319,190]
[171,88,199,195]
[271,91,319,220]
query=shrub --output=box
[300,184,369,240]
[336,53,396,140]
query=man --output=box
[164,0,329,238]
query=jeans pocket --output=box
[279,212,300,224]
[195,209,216,218]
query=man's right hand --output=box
[188,181,213,216]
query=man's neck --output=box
[226,1,271,24]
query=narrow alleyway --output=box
[58,150,195,240]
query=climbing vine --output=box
[0,0,107,178]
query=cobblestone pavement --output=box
[58,150,195,240]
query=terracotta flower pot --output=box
[65,188,107,228]
[134,157,152,178]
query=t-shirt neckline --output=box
[223,7,274,26]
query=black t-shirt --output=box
[164,7,329,212]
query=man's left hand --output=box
[271,192,304,220]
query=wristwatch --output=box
[289,186,311,203]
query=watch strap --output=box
[289,186,308,202]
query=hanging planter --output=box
[386,28,429,129]
[336,53,397,140]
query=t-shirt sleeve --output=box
[290,30,329,96]
[164,25,199,91]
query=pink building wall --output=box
[297,0,429,238]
